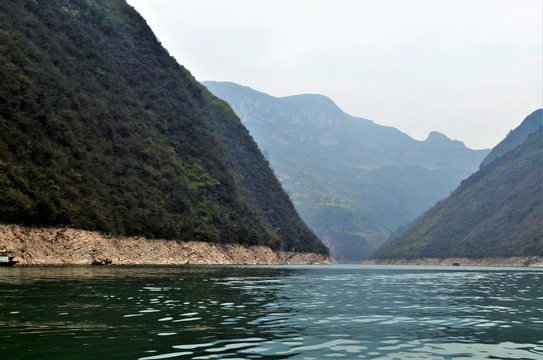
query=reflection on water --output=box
[0,265,542,359]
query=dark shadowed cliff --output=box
[0,0,327,254]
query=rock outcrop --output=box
[0,224,330,265]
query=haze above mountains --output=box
[203,81,490,261]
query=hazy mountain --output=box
[203,81,489,261]
[0,0,327,254]
[480,109,542,167]
[371,111,543,260]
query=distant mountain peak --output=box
[425,131,450,141]
[204,80,490,262]
[371,120,543,260]
[423,131,468,149]
[282,93,341,109]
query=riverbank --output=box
[0,224,330,265]
[364,257,543,267]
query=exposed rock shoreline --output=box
[364,257,543,267]
[0,224,330,265]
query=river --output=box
[1,265,541,359]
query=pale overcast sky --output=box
[127,0,542,149]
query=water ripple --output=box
[1,265,542,359]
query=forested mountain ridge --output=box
[203,81,489,261]
[480,109,542,168]
[371,112,543,260]
[0,0,327,254]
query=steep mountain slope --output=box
[0,0,326,254]
[371,113,543,260]
[203,81,489,261]
[480,109,542,167]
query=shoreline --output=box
[363,257,543,267]
[0,224,330,266]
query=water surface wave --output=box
[1,265,541,359]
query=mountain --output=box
[371,111,543,260]
[0,0,327,255]
[202,81,489,261]
[480,109,542,167]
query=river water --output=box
[0,265,541,359]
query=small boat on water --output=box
[0,250,19,266]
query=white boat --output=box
[0,250,18,266]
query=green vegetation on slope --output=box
[480,109,542,168]
[371,123,543,260]
[0,0,326,254]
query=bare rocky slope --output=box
[0,224,330,265]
